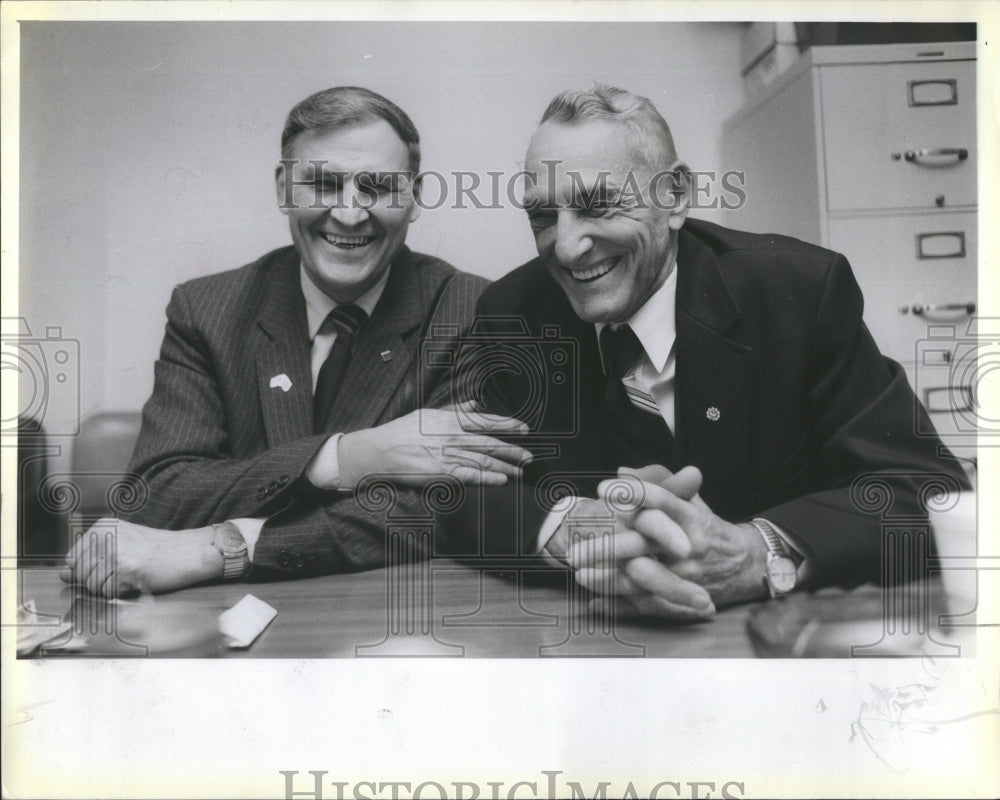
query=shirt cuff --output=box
[228,518,265,561]
[304,432,346,489]
[536,495,581,566]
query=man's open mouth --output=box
[565,257,619,283]
[321,233,377,249]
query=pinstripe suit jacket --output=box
[127,245,488,578]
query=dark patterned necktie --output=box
[598,324,674,466]
[313,304,368,432]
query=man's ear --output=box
[408,173,422,223]
[665,161,692,231]
[275,162,291,216]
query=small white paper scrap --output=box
[218,594,277,648]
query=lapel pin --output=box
[269,373,292,393]
[380,350,393,362]
[705,406,721,422]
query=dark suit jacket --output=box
[127,245,487,578]
[455,218,969,586]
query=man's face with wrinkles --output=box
[523,120,689,324]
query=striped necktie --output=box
[313,304,368,432]
[599,323,674,466]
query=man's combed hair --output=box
[540,84,678,168]
[281,86,421,174]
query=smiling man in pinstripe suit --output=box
[61,87,529,596]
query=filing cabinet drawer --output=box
[820,59,976,212]
[902,355,980,455]
[827,212,976,364]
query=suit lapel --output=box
[253,250,314,446]
[324,248,427,432]
[674,226,751,518]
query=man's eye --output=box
[315,178,343,194]
[355,172,407,196]
[582,198,628,216]
[372,181,402,197]
[528,214,555,230]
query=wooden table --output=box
[16,558,758,658]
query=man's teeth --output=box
[569,259,617,282]
[322,233,375,249]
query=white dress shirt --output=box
[596,262,679,432]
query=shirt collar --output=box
[300,265,391,340]
[595,262,678,372]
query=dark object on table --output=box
[747,584,964,658]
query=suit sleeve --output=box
[126,284,331,530]
[758,253,971,585]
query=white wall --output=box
[17,21,745,458]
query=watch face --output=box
[767,555,797,593]
[216,527,247,555]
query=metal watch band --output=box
[750,517,799,598]
[212,521,250,581]
[750,517,791,558]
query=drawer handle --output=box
[908,79,958,106]
[891,147,968,166]
[916,231,966,259]
[923,386,973,414]
[905,302,976,317]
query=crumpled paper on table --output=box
[16,600,73,656]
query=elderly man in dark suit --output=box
[458,84,969,620]
[62,87,529,596]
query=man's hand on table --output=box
[311,402,533,489]
[60,518,223,597]
[555,465,769,621]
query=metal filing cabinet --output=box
[721,41,977,457]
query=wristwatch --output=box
[750,518,798,598]
[211,521,250,581]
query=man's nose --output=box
[553,214,593,265]
[328,183,372,227]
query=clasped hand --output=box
[548,465,767,620]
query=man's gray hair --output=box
[281,86,421,174]
[540,84,678,168]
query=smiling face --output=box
[523,120,690,324]
[276,119,420,303]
